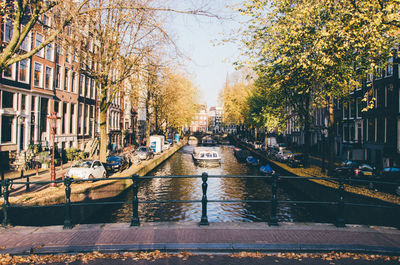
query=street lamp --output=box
[47,112,58,187]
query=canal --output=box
[3,144,399,227]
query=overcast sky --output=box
[168,1,243,108]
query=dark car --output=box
[135,146,154,160]
[287,153,305,168]
[334,160,360,179]
[105,155,129,173]
[376,167,400,195]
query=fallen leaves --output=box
[0,251,399,264]
[229,251,400,262]
[274,160,400,205]
[0,250,192,264]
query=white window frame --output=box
[55,64,61,89]
[20,33,31,51]
[45,43,54,62]
[64,67,70,91]
[2,63,16,80]
[33,62,43,88]
[356,97,361,119]
[44,66,53,90]
[18,59,30,83]
[3,20,13,43]
[80,74,85,96]
[35,33,44,57]
[386,57,393,77]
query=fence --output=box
[0,173,399,229]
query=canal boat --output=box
[201,135,216,146]
[192,147,221,166]
[259,164,275,175]
[246,156,260,166]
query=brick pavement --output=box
[0,222,399,255]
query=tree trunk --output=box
[327,96,335,175]
[99,108,108,163]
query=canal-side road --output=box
[0,223,399,256]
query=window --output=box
[64,68,69,91]
[21,94,26,111]
[356,122,362,142]
[45,44,54,61]
[343,101,349,119]
[18,59,29,83]
[42,14,50,27]
[386,57,393,76]
[70,103,75,134]
[21,34,31,51]
[35,34,44,57]
[374,88,378,108]
[55,65,61,89]
[384,118,387,143]
[343,124,349,142]
[84,105,89,134]
[368,118,374,142]
[349,98,355,119]
[376,66,382,79]
[33,62,43,87]
[3,64,15,79]
[78,103,83,134]
[1,116,13,143]
[54,101,59,114]
[2,91,14,108]
[39,98,48,133]
[4,20,13,42]
[356,97,361,118]
[71,72,76,93]
[62,103,67,134]
[85,77,90,97]
[44,66,53,90]
[385,86,388,107]
[367,72,373,82]
[79,74,85,96]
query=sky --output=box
[168,1,243,108]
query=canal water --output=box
[101,145,320,223]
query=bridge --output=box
[1,174,400,255]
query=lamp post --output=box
[47,112,57,187]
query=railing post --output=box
[26,173,30,192]
[2,179,10,227]
[268,173,279,226]
[200,172,209,226]
[63,177,73,229]
[336,175,346,227]
[131,174,140,226]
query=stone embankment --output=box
[0,139,187,206]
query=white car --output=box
[65,160,107,180]
[163,142,170,151]
[276,150,293,162]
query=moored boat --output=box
[246,156,260,166]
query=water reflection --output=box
[108,145,313,223]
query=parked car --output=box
[333,160,360,179]
[135,146,154,160]
[287,153,305,168]
[105,155,129,173]
[276,150,293,162]
[65,160,107,180]
[163,142,171,151]
[376,167,400,195]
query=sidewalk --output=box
[0,223,399,255]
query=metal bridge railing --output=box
[0,173,399,229]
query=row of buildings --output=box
[284,54,400,169]
[190,106,224,133]
[0,17,138,170]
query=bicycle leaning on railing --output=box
[0,173,399,229]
